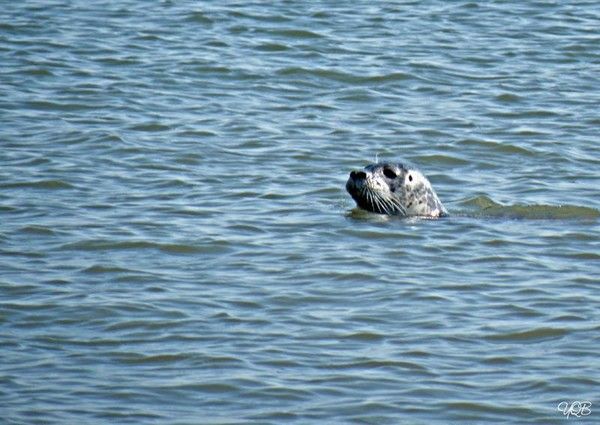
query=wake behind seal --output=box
[346,162,447,217]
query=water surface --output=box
[1,1,599,424]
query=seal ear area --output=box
[405,168,423,185]
[404,169,415,183]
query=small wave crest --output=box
[459,196,599,220]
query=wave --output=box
[459,196,599,220]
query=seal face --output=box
[346,162,447,217]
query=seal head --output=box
[346,162,447,217]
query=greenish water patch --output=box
[129,123,171,132]
[485,327,568,342]
[19,225,55,235]
[276,67,411,84]
[255,42,289,52]
[186,11,214,25]
[413,153,470,166]
[25,100,96,111]
[83,265,134,274]
[22,68,54,77]
[459,139,535,156]
[61,240,228,255]
[1,180,75,190]
[460,196,599,220]
[495,92,523,103]
[269,29,324,39]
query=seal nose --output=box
[350,170,367,180]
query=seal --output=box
[346,162,447,217]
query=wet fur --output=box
[346,162,447,217]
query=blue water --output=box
[1,1,599,424]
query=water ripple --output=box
[2,1,599,424]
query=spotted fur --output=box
[346,162,447,217]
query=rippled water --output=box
[2,1,599,424]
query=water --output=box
[1,1,599,424]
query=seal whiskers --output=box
[346,162,446,217]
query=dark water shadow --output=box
[456,196,599,220]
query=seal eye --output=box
[383,168,397,179]
[408,174,413,182]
